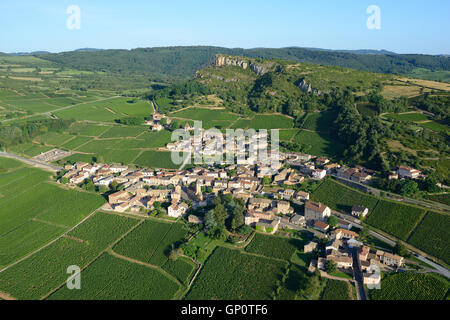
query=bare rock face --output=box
[297,78,321,95]
[215,55,274,76]
[215,55,248,69]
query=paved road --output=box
[331,174,450,213]
[0,151,62,172]
[333,210,450,279]
[352,247,367,300]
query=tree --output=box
[325,260,337,274]
[298,270,321,299]
[205,210,217,230]
[400,180,419,196]
[231,206,244,230]
[213,203,227,227]
[110,180,119,191]
[395,241,409,257]
[262,176,272,185]
[327,215,339,228]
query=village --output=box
[57,145,424,291]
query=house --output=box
[359,246,370,262]
[108,190,131,205]
[277,201,294,215]
[290,214,305,226]
[279,189,295,200]
[167,202,188,218]
[397,166,421,179]
[351,205,369,218]
[110,165,128,173]
[325,239,342,252]
[376,250,404,267]
[304,241,318,253]
[295,191,310,201]
[363,273,381,286]
[188,215,203,224]
[313,220,330,232]
[69,171,89,184]
[326,254,353,269]
[324,163,340,172]
[256,219,280,234]
[331,228,359,240]
[312,169,326,180]
[337,218,353,230]
[304,200,331,222]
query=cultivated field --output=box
[370,273,449,300]
[186,246,287,300]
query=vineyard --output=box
[311,178,379,214]
[321,279,353,300]
[48,253,181,300]
[186,246,287,300]
[0,212,139,299]
[245,233,306,261]
[407,211,450,265]
[366,200,426,240]
[370,273,449,300]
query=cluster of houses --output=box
[306,226,404,286]
[389,166,423,180]
[145,112,171,131]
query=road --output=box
[0,151,62,172]
[352,247,367,300]
[333,209,450,279]
[331,174,450,213]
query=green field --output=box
[311,178,379,213]
[0,157,105,268]
[245,233,306,261]
[407,211,450,265]
[186,246,287,300]
[134,150,186,169]
[423,193,450,206]
[301,111,338,132]
[366,200,426,240]
[370,273,449,300]
[0,212,139,299]
[385,112,431,122]
[292,130,344,157]
[321,279,352,300]
[48,253,181,300]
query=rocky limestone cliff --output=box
[297,78,321,95]
[215,55,272,76]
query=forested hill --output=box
[37,46,450,83]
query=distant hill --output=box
[74,48,104,52]
[36,46,450,83]
[10,51,51,56]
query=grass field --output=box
[301,111,338,132]
[48,253,181,300]
[370,273,449,300]
[292,130,344,157]
[0,212,139,299]
[385,112,431,122]
[186,246,287,300]
[407,211,450,265]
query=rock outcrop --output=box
[215,55,272,76]
[297,78,321,95]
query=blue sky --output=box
[0,0,449,54]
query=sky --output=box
[0,0,449,55]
